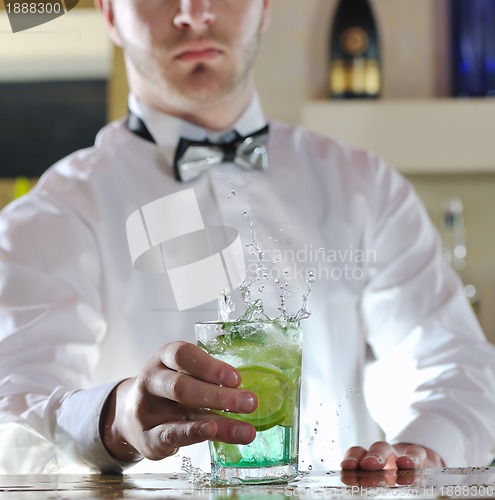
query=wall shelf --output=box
[301,99,495,174]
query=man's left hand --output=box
[341,441,445,470]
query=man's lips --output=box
[175,43,223,62]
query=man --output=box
[0,0,494,474]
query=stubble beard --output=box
[121,23,263,114]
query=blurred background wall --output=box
[1,0,494,340]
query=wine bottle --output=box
[328,0,381,99]
[440,197,481,317]
[450,0,495,97]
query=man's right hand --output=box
[99,341,257,463]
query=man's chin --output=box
[169,76,236,106]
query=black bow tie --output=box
[173,126,269,182]
[127,111,269,183]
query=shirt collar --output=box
[127,92,267,168]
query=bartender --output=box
[0,0,494,474]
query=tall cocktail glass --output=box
[195,319,303,485]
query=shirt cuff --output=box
[390,414,467,467]
[55,380,142,474]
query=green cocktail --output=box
[195,317,302,485]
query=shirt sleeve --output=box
[0,186,131,473]
[361,158,495,466]
[55,381,140,474]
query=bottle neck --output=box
[441,208,467,271]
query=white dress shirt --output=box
[1,92,495,474]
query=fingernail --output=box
[220,369,239,387]
[364,453,384,465]
[233,423,254,443]
[404,454,419,467]
[341,457,359,469]
[237,392,256,413]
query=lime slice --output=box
[213,441,243,465]
[236,364,291,432]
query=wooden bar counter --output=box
[1,468,495,498]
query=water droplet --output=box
[218,290,235,322]
[231,189,237,196]
[181,456,211,487]
[308,465,313,471]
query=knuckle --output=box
[134,364,157,396]
[208,387,228,410]
[190,383,229,411]
[374,440,388,447]
[172,341,193,366]
[141,446,162,461]
[161,341,192,370]
[166,372,189,401]
[126,387,149,422]
[405,444,426,456]
[135,373,150,395]
[407,444,423,451]
[161,423,198,446]
[370,440,390,453]
[159,427,186,449]
[140,432,177,461]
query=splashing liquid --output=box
[181,456,211,487]
[218,290,236,322]
[222,208,315,324]
[239,208,266,308]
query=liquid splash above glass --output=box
[218,209,315,324]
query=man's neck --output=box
[133,79,255,132]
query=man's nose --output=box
[173,0,216,30]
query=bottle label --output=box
[340,27,369,56]
[329,59,381,96]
